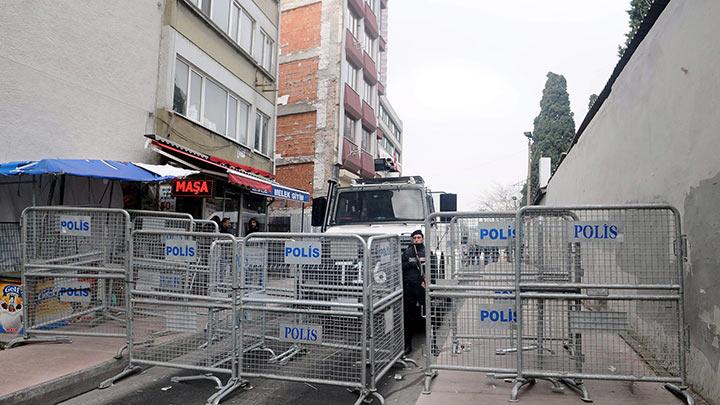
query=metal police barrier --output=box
[423,212,520,394]
[102,230,245,405]
[8,207,131,349]
[512,205,692,404]
[127,209,194,232]
[240,232,407,404]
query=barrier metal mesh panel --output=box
[0,222,21,273]
[193,220,219,233]
[240,234,366,388]
[24,274,127,336]
[368,235,404,385]
[128,210,193,232]
[425,213,519,376]
[21,207,131,337]
[129,230,236,373]
[516,206,685,382]
[24,207,130,273]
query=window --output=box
[239,8,254,53]
[237,100,250,144]
[189,71,202,121]
[230,4,239,40]
[173,58,252,145]
[366,0,378,14]
[361,128,371,151]
[211,0,230,33]
[263,34,274,71]
[173,60,189,114]
[363,79,373,104]
[344,115,356,141]
[203,79,227,134]
[345,62,358,91]
[346,11,360,38]
[363,31,375,55]
[332,189,425,225]
[254,112,271,155]
[200,0,211,16]
[256,30,274,72]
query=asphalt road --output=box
[60,333,428,405]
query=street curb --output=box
[0,357,128,405]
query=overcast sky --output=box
[386,0,630,210]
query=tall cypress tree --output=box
[521,72,576,204]
[618,0,651,57]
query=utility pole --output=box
[524,131,533,205]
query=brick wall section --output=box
[279,57,319,104]
[277,111,316,157]
[280,2,322,55]
[276,162,314,196]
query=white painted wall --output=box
[0,1,164,162]
[544,1,720,402]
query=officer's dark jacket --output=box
[401,243,425,285]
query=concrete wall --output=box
[0,1,163,162]
[543,0,720,402]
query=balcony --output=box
[345,30,363,68]
[360,149,375,178]
[377,81,385,96]
[364,3,379,38]
[342,137,362,175]
[362,51,378,85]
[348,0,364,16]
[362,101,377,131]
[379,36,386,51]
[344,84,362,120]
[376,127,384,140]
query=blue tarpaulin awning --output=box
[0,159,180,182]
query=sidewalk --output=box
[0,334,127,405]
[417,370,699,405]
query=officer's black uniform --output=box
[401,241,425,354]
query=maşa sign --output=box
[172,179,214,197]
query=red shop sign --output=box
[172,179,215,197]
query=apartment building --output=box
[0,0,308,234]
[276,0,403,201]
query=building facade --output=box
[1,0,308,235]
[276,0,403,201]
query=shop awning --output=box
[0,159,193,182]
[147,135,310,203]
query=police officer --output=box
[401,229,426,355]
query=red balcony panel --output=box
[362,51,378,85]
[379,36,386,51]
[364,4,379,38]
[360,150,375,178]
[348,0,364,16]
[344,84,362,120]
[380,0,388,8]
[342,138,362,174]
[376,127,384,140]
[362,101,377,131]
[345,30,363,68]
[377,81,385,96]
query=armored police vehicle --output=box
[311,176,436,247]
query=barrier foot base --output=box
[172,373,223,389]
[397,356,418,369]
[510,378,535,402]
[6,335,72,348]
[560,378,592,402]
[664,383,694,405]
[422,370,438,395]
[353,389,384,405]
[205,377,248,405]
[99,365,142,389]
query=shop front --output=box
[147,135,310,236]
